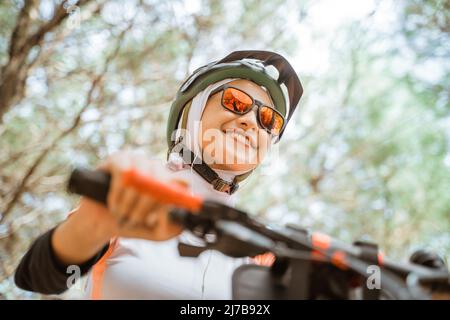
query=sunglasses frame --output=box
[209,84,286,136]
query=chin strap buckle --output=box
[212,178,239,195]
[172,141,241,195]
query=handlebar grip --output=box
[67,167,111,205]
[67,167,204,212]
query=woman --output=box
[14,50,303,299]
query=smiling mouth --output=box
[223,130,256,149]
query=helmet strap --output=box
[169,139,248,195]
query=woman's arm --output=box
[15,198,116,294]
[51,199,115,266]
[14,223,110,295]
[14,150,184,295]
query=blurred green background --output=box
[0,0,449,299]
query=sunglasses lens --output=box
[222,88,253,113]
[260,106,284,135]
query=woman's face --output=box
[199,79,273,172]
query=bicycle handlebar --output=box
[66,167,450,300]
[68,167,203,211]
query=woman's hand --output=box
[95,150,184,241]
[52,150,186,265]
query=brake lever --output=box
[178,242,209,257]
[170,207,275,258]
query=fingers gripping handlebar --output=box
[68,167,203,212]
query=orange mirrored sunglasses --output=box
[209,85,285,136]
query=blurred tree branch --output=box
[0,0,93,123]
[0,21,134,223]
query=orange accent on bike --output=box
[253,252,276,267]
[331,251,349,270]
[311,232,331,251]
[378,252,384,266]
[121,168,203,212]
